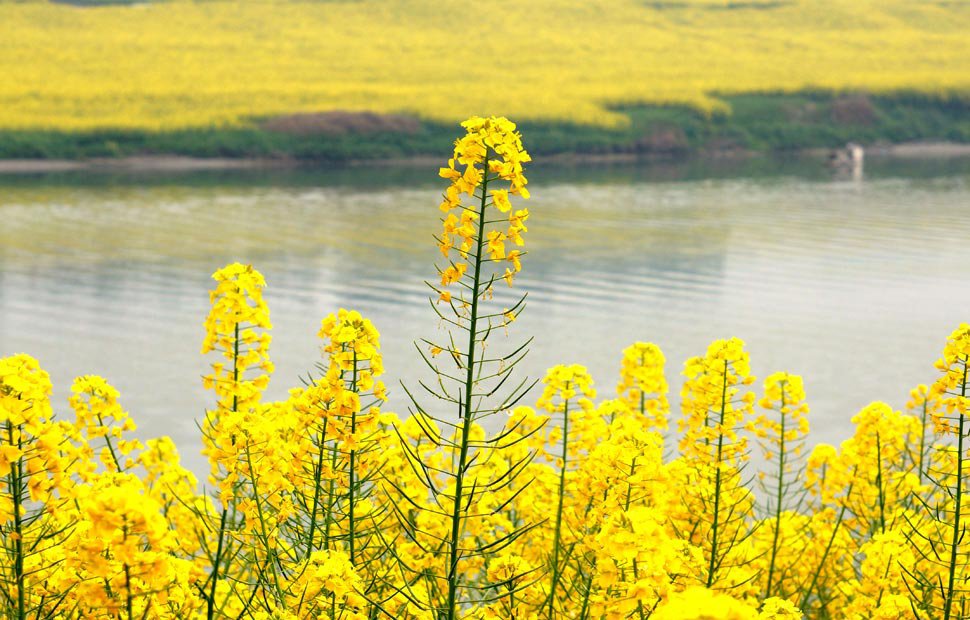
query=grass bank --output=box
[1,93,968,162]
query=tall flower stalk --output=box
[904,324,970,619]
[0,355,59,620]
[312,309,387,574]
[197,263,273,619]
[677,338,757,589]
[391,116,536,619]
[535,364,595,618]
[748,372,809,600]
[617,342,669,432]
[907,384,937,488]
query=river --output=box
[2,155,969,477]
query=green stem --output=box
[125,566,133,619]
[577,571,592,620]
[244,444,283,602]
[445,149,491,620]
[508,586,516,619]
[799,473,856,611]
[943,359,968,620]
[765,385,787,598]
[123,524,133,620]
[918,397,930,486]
[97,412,124,472]
[349,349,358,565]
[305,424,329,558]
[876,432,886,534]
[706,359,729,588]
[207,507,229,620]
[547,395,570,619]
[206,321,240,620]
[7,421,25,620]
[324,447,338,551]
[639,352,646,419]
[625,457,646,620]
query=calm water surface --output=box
[2,157,969,476]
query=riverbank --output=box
[3,142,970,176]
[1,93,968,167]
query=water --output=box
[2,156,969,477]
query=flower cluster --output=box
[201,262,273,414]
[69,375,143,477]
[680,337,756,464]
[437,116,530,297]
[617,341,669,431]
[930,322,970,432]
[749,372,810,462]
[319,308,387,402]
[64,472,202,617]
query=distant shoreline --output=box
[0,157,295,174]
[1,93,968,172]
[2,141,970,175]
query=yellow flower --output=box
[653,586,759,619]
[440,262,467,286]
[930,323,970,433]
[679,337,755,465]
[486,230,507,260]
[0,353,53,429]
[537,364,597,415]
[617,342,669,431]
[69,375,143,478]
[436,116,531,293]
[491,189,512,213]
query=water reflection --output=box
[1,158,968,476]
[4,151,970,191]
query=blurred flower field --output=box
[0,0,968,131]
[3,117,970,619]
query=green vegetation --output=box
[1,93,967,161]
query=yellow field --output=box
[1,0,968,130]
